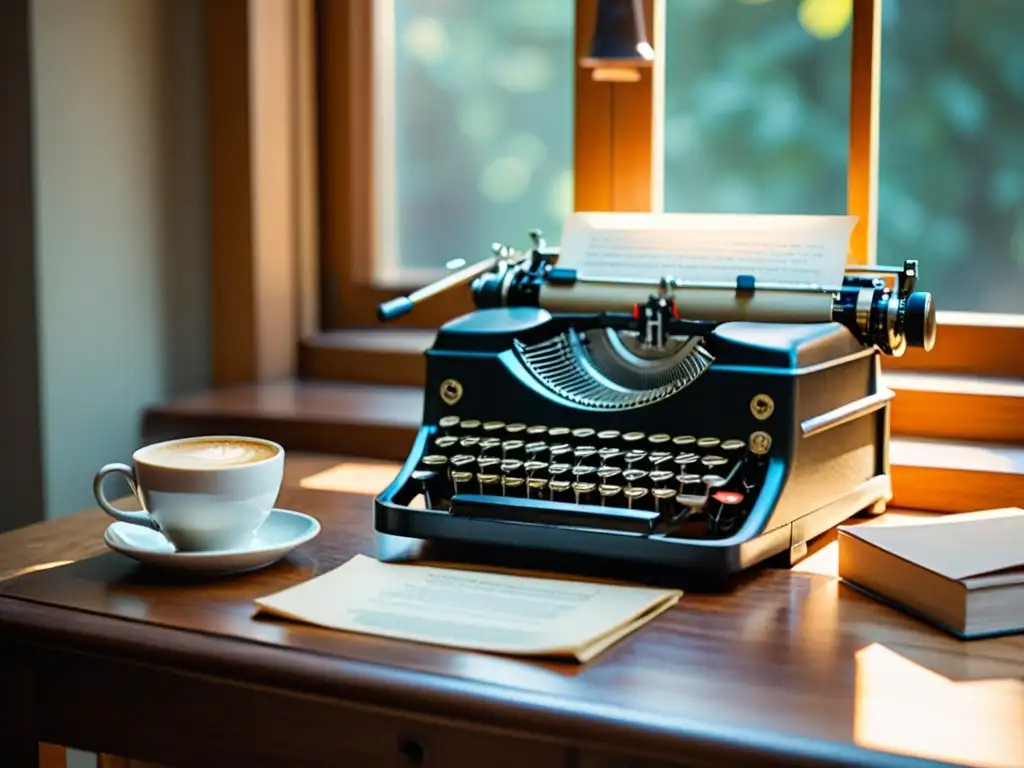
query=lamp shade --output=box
[579,0,654,82]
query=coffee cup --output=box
[93,435,285,552]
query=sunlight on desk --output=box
[3,560,74,581]
[854,643,1024,767]
[792,510,945,578]
[300,461,399,495]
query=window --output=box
[378,0,576,286]
[878,0,1024,314]
[661,0,1024,316]
[234,0,1024,396]
[662,0,851,219]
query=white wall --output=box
[31,0,211,520]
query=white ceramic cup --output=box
[92,435,285,552]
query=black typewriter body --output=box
[375,306,894,579]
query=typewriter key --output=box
[597,466,622,479]
[598,447,623,463]
[598,484,621,505]
[435,435,459,450]
[677,472,701,489]
[459,436,480,447]
[461,419,482,430]
[571,464,597,477]
[548,462,572,476]
[572,481,597,503]
[623,431,645,443]
[573,445,597,460]
[648,433,671,445]
[649,452,673,467]
[548,427,570,438]
[702,474,727,487]
[479,437,501,453]
[721,439,745,452]
[674,452,699,466]
[411,470,436,509]
[597,429,621,441]
[449,455,476,480]
[483,421,505,432]
[623,469,648,484]
[675,492,708,510]
[477,456,501,470]
[712,490,745,506]
[438,415,460,430]
[526,477,548,498]
[526,425,548,435]
[571,427,596,439]
[501,476,525,495]
[477,473,500,493]
[549,443,572,458]
[624,450,647,469]
[422,455,448,467]
[500,439,524,457]
[500,459,523,474]
[523,460,548,476]
[525,441,549,456]
[450,470,473,494]
[697,437,721,448]
[505,423,527,434]
[651,487,676,513]
[649,470,675,485]
[623,486,649,508]
[671,435,696,446]
[701,455,729,468]
[549,479,572,499]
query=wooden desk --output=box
[1,453,1022,768]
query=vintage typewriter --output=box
[373,225,937,581]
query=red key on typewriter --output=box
[712,491,744,506]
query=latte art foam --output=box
[147,438,278,469]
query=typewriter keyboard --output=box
[410,416,770,537]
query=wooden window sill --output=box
[144,378,1024,514]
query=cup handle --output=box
[93,463,158,529]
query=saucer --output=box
[103,509,321,576]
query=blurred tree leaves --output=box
[663,0,1024,312]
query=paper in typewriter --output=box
[254,555,681,662]
[557,212,856,286]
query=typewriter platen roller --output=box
[374,229,936,581]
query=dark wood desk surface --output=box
[2,454,1022,768]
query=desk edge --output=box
[0,594,936,768]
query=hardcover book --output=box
[838,508,1024,639]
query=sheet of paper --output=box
[254,554,681,662]
[557,212,856,287]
